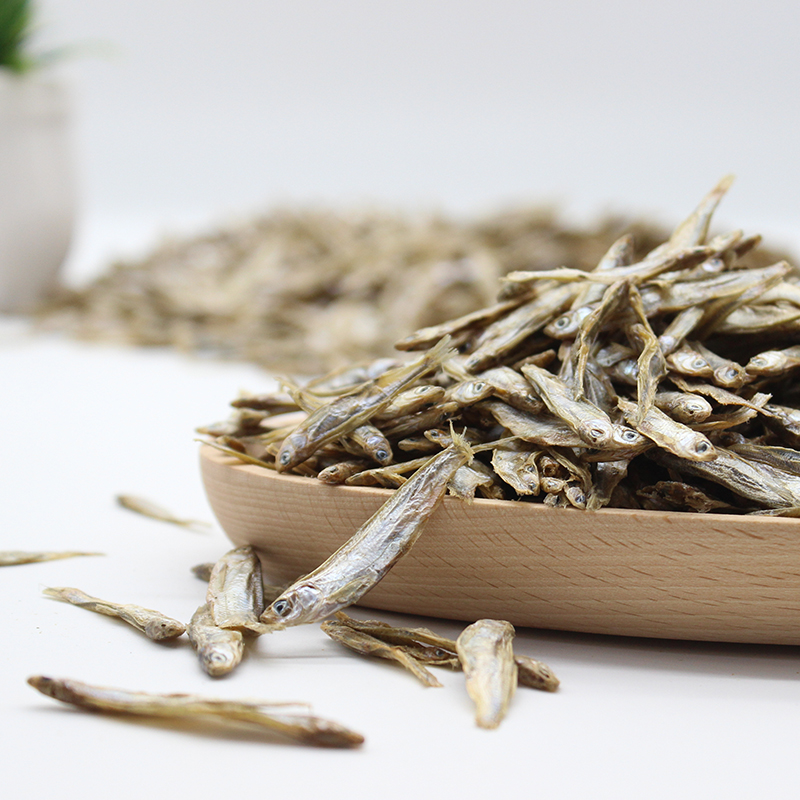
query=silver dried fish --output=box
[43,587,185,641]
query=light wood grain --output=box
[200,445,800,644]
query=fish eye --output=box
[621,429,639,442]
[692,358,707,370]
[554,316,570,329]
[272,598,293,617]
[279,451,291,465]
[695,441,711,454]
[375,449,389,461]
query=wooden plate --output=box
[200,445,800,645]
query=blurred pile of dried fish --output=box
[202,177,800,515]
[37,205,786,374]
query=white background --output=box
[4,2,800,798]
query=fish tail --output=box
[448,423,475,465]
[424,334,458,368]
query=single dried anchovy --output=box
[456,619,518,729]
[206,546,265,633]
[27,676,364,748]
[0,551,103,566]
[115,494,212,531]
[187,603,244,677]
[43,587,185,641]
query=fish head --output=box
[544,309,585,339]
[259,582,325,628]
[276,431,310,472]
[577,419,614,448]
[678,433,717,462]
[746,351,783,376]
[610,424,647,449]
[671,352,713,377]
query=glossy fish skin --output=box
[317,458,371,484]
[653,391,713,424]
[346,424,394,465]
[456,619,518,729]
[521,364,615,448]
[687,341,746,389]
[207,546,265,633]
[476,400,586,448]
[479,366,545,414]
[27,676,364,748]
[463,284,577,373]
[260,432,475,629]
[43,587,185,641]
[188,603,245,678]
[373,385,446,419]
[618,398,717,462]
[0,551,102,566]
[276,336,453,471]
[320,620,442,687]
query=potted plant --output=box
[0,0,76,312]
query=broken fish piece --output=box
[43,587,185,641]
[321,620,442,687]
[27,676,364,748]
[456,619,518,729]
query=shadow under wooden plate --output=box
[200,445,800,645]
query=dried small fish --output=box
[333,613,560,689]
[618,398,716,461]
[115,494,212,531]
[653,391,713,424]
[199,179,800,516]
[648,448,800,509]
[0,551,102,566]
[260,430,476,628]
[27,676,364,748]
[456,619,518,729]
[521,364,615,448]
[277,336,454,471]
[43,587,185,641]
[187,603,244,677]
[207,546,265,633]
[320,620,442,687]
[491,445,540,495]
[746,345,800,378]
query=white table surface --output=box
[3,308,800,800]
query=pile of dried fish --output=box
[37,205,786,374]
[203,177,800,516]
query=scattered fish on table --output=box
[115,494,212,531]
[27,676,364,748]
[42,587,185,641]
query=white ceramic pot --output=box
[0,70,76,312]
